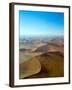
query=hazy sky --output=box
[19,10,64,38]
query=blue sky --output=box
[19,10,64,38]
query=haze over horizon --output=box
[19,10,64,38]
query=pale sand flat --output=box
[20,59,41,79]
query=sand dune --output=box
[19,58,41,79]
[26,52,63,78]
[34,43,64,53]
[20,51,64,79]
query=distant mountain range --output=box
[20,36,64,44]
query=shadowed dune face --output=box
[19,37,64,79]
